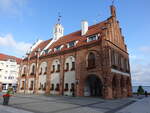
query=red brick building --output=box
[18,5,132,99]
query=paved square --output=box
[0,94,139,113]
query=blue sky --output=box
[0,0,150,86]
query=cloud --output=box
[130,46,150,86]
[0,34,32,55]
[0,0,27,16]
[139,46,150,53]
[131,63,150,86]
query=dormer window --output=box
[44,49,49,54]
[68,41,75,48]
[54,45,61,51]
[41,51,45,56]
[48,49,52,53]
[54,45,64,52]
[87,35,98,42]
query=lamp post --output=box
[25,53,30,94]
[75,79,79,96]
[34,48,41,94]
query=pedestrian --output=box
[3,93,11,105]
[144,91,148,97]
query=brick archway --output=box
[84,75,103,97]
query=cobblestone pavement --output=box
[0,94,143,113]
[116,96,150,113]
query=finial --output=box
[112,0,115,5]
[57,12,62,24]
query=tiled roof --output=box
[30,39,52,57]
[0,53,21,64]
[28,20,107,58]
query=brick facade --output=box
[18,5,132,99]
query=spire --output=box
[110,0,116,17]
[57,12,62,24]
[112,0,115,5]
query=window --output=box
[29,81,34,90]
[70,83,75,92]
[39,83,42,90]
[39,68,42,75]
[124,59,127,71]
[65,63,69,71]
[23,67,26,74]
[21,81,25,90]
[126,60,130,73]
[87,35,97,42]
[118,54,121,68]
[121,57,124,70]
[111,50,115,66]
[43,83,46,91]
[68,41,75,48]
[64,83,68,91]
[56,64,60,72]
[54,45,61,51]
[87,53,96,69]
[51,65,55,73]
[71,62,75,70]
[44,49,49,54]
[44,67,47,74]
[55,83,60,91]
[114,52,118,66]
[50,84,54,90]
[5,71,8,74]
[31,65,35,75]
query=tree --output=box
[137,85,144,95]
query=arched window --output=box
[55,83,60,91]
[71,62,75,70]
[23,67,26,74]
[50,84,54,91]
[44,66,47,74]
[64,83,68,91]
[88,52,96,69]
[39,68,42,75]
[70,83,75,92]
[31,65,35,75]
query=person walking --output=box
[144,91,148,97]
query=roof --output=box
[0,53,22,64]
[30,39,51,57]
[28,20,107,58]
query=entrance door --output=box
[84,75,103,97]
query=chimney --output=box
[81,20,88,36]
[110,5,116,17]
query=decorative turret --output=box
[53,14,64,40]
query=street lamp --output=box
[25,52,30,94]
[34,48,41,94]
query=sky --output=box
[0,0,150,86]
